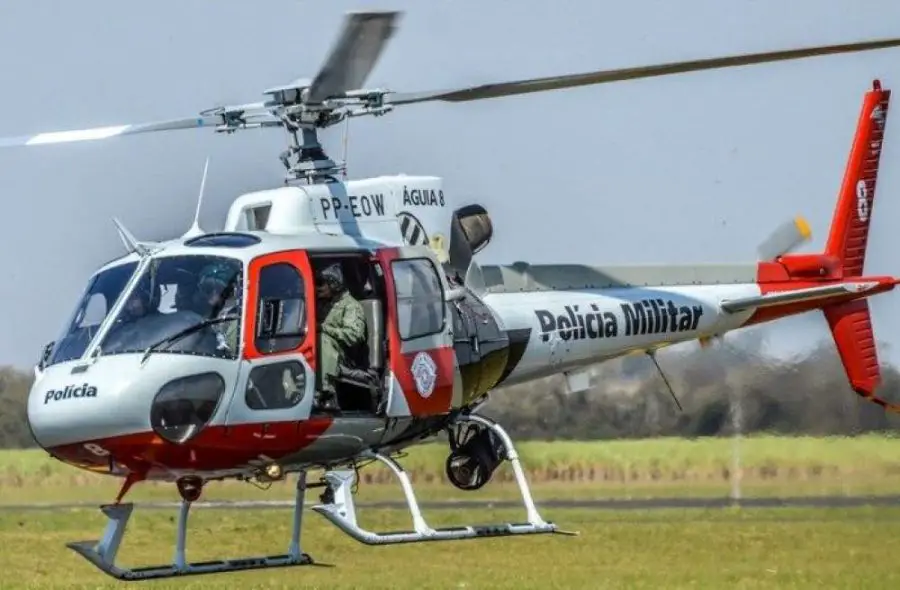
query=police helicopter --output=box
[11,10,900,581]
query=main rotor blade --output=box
[0,105,278,149]
[0,116,219,148]
[386,37,900,106]
[305,10,401,104]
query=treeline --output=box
[480,336,900,439]
[1,335,899,448]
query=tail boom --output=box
[480,81,899,412]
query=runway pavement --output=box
[3,495,900,512]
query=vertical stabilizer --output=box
[822,80,897,409]
[824,80,890,278]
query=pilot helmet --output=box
[316,263,344,292]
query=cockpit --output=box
[43,254,247,367]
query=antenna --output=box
[182,157,209,239]
[646,349,683,412]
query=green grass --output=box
[2,506,900,588]
[3,435,900,505]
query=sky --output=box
[2,0,900,372]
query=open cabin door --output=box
[377,247,457,418]
[223,250,319,437]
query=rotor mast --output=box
[261,85,393,184]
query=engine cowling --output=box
[448,288,510,406]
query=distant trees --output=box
[479,336,900,439]
[0,366,34,448]
[2,334,898,448]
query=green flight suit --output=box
[213,299,241,356]
[319,290,366,394]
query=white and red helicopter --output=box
[10,10,900,581]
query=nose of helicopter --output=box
[28,362,130,450]
[27,354,238,465]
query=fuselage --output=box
[24,243,763,484]
[25,242,899,485]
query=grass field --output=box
[2,506,900,588]
[3,435,900,588]
[3,434,900,505]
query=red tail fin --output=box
[824,299,879,395]
[824,79,890,278]
[823,80,895,408]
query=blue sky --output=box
[2,0,900,370]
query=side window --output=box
[245,361,306,410]
[255,263,307,354]
[391,258,445,340]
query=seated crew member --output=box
[315,263,366,408]
[122,288,151,320]
[196,262,241,354]
[102,283,157,350]
[113,280,158,329]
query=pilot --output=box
[117,279,158,326]
[103,283,156,346]
[196,262,242,353]
[122,288,151,320]
[316,263,366,407]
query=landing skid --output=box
[67,474,315,581]
[311,414,574,544]
[67,415,572,581]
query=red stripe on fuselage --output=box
[46,417,334,480]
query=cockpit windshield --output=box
[98,255,244,360]
[46,260,139,366]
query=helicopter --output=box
[11,9,900,582]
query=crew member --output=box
[196,262,242,354]
[316,263,366,408]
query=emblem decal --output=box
[411,351,437,398]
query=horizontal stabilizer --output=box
[721,282,880,314]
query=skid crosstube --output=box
[310,414,574,545]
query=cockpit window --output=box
[47,261,139,366]
[98,255,244,360]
